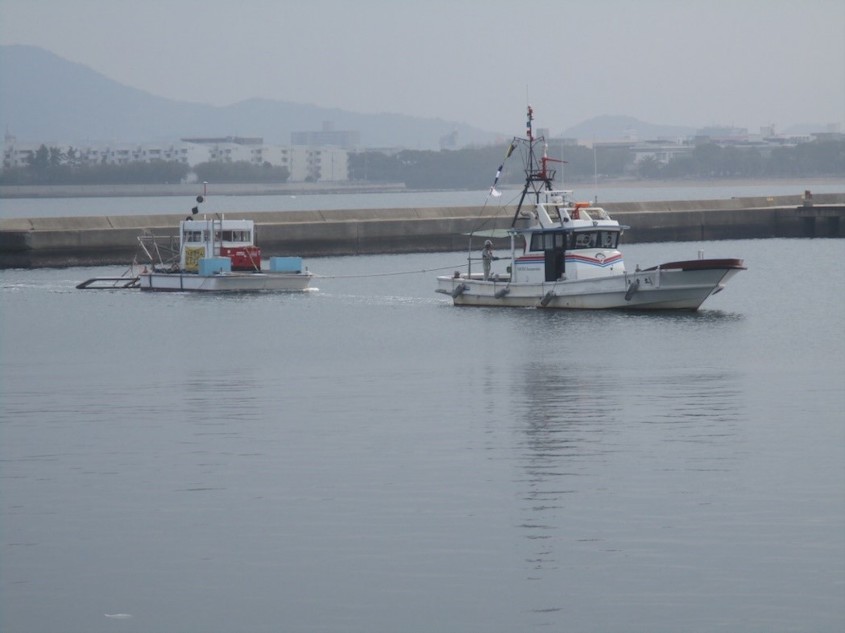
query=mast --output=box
[510,106,562,226]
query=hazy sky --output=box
[2,0,843,135]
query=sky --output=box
[1,0,843,136]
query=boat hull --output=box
[437,259,744,310]
[139,271,314,292]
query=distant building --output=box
[291,121,360,149]
[1,135,206,169]
[2,133,34,169]
[287,147,349,182]
[1,133,350,183]
[813,131,845,142]
[631,139,694,165]
[589,139,638,152]
[180,137,263,164]
[181,136,263,146]
[694,126,749,143]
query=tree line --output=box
[634,141,845,179]
[348,139,844,187]
[2,139,842,187]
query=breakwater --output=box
[1,193,843,268]
[0,182,406,199]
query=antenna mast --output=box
[510,106,564,226]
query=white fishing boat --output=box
[436,107,745,310]
[78,195,314,292]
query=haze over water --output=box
[1,236,843,633]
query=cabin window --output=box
[574,232,596,248]
[532,232,568,251]
[572,231,618,248]
[219,229,251,242]
[184,230,205,243]
[599,231,618,248]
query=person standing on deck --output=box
[482,240,496,280]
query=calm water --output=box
[1,180,843,218]
[1,238,844,633]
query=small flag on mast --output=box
[488,139,518,197]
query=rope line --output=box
[314,263,467,280]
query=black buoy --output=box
[188,194,203,219]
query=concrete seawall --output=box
[1,193,843,268]
[0,182,406,199]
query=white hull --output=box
[437,264,743,310]
[139,271,313,292]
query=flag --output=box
[488,139,519,196]
[489,165,503,191]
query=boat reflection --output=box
[509,356,745,581]
[511,362,621,577]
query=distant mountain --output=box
[0,45,498,149]
[9,46,825,152]
[562,115,697,141]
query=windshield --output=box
[573,231,619,249]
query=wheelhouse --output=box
[521,227,622,282]
[179,218,261,272]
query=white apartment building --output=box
[1,135,349,183]
[630,140,694,165]
[185,138,348,182]
[291,146,349,182]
